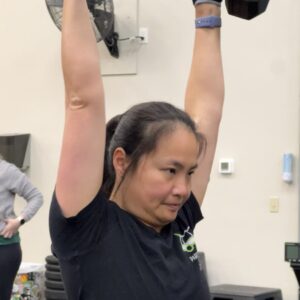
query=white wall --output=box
[0,0,299,298]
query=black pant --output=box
[0,243,22,300]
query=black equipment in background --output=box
[285,242,300,300]
[45,0,119,58]
[0,134,30,171]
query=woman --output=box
[0,156,43,300]
[49,0,224,299]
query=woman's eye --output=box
[167,168,176,174]
[188,170,195,176]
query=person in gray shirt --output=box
[0,155,43,300]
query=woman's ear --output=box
[112,147,130,179]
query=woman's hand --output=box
[0,218,21,239]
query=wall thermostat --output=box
[219,158,234,174]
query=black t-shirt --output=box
[49,190,210,300]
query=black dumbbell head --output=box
[45,270,63,282]
[45,255,60,265]
[46,263,61,272]
[45,288,67,300]
[45,279,65,290]
[225,0,269,20]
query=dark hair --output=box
[102,101,206,198]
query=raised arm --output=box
[55,0,106,217]
[185,2,224,205]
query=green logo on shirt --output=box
[174,226,196,253]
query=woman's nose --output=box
[172,177,190,198]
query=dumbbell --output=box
[195,0,270,20]
[225,0,270,20]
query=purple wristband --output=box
[195,16,222,28]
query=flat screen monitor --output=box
[0,134,30,171]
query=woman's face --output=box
[118,126,199,231]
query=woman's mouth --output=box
[163,203,181,212]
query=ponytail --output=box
[102,114,123,197]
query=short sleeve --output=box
[177,193,204,230]
[49,189,108,260]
